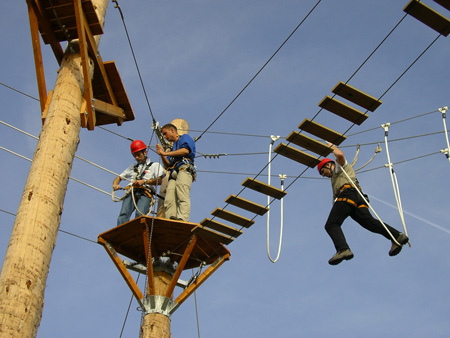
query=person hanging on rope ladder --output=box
[113,140,165,226]
[318,143,409,266]
[156,123,196,221]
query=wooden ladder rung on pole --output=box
[274,143,321,168]
[319,96,368,125]
[200,218,244,238]
[210,208,255,228]
[224,194,269,216]
[404,0,450,36]
[241,178,287,200]
[298,118,347,145]
[331,81,382,112]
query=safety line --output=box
[381,123,409,240]
[195,0,323,142]
[112,0,156,122]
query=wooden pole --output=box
[0,1,108,336]
[141,271,172,338]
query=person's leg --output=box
[135,195,151,217]
[164,176,177,219]
[175,169,193,221]
[325,201,353,251]
[117,194,135,226]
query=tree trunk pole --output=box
[141,271,172,338]
[0,1,108,336]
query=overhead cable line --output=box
[0,208,97,244]
[194,0,323,142]
[112,0,156,122]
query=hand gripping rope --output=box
[438,106,450,166]
[266,135,285,263]
[381,123,410,246]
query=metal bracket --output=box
[143,295,179,317]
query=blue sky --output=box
[1,1,450,337]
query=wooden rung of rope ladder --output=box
[225,195,269,216]
[331,82,382,112]
[319,96,368,125]
[191,225,234,245]
[404,0,450,36]
[274,143,321,168]
[434,0,450,12]
[242,178,287,200]
[200,218,244,237]
[298,118,346,145]
[286,131,333,157]
[211,208,255,228]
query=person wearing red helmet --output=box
[318,143,408,265]
[112,140,165,226]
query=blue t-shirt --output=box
[168,134,196,167]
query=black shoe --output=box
[389,233,409,256]
[328,249,354,266]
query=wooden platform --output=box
[92,61,134,126]
[404,0,450,36]
[98,216,230,270]
[33,0,103,44]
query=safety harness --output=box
[167,157,196,181]
[335,184,368,208]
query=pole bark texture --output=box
[0,1,108,337]
[141,271,172,338]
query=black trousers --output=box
[324,188,401,251]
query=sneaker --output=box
[389,233,409,257]
[328,249,354,266]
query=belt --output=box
[335,197,368,208]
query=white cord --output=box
[438,106,450,165]
[381,123,409,242]
[266,135,284,263]
[339,166,401,246]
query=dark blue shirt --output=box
[168,134,196,167]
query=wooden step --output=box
[434,0,450,12]
[274,143,321,168]
[242,178,286,200]
[286,131,333,157]
[211,208,255,228]
[298,118,346,145]
[331,82,382,112]
[225,195,269,216]
[404,0,450,36]
[192,226,233,245]
[200,218,243,237]
[319,96,368,125]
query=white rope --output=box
[355,143,382,172]
[438,106,450,165]
[381,123,409,244]
[339,166,401,246]
[266,135,285,263]
[0,145,114,197]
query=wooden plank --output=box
[191,226,234,245]
[200,218,244,237]
[404,0,450,36]
[225,195,269,216]
[274,143,321,168]
[319,96,368,125]
[331,81,382,112]
[434,0,450,12]
[298,118,346,145]
[242,178,286,200]
[210,208,255,228]
[286,131,332,157]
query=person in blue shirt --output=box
[156,123,196,221]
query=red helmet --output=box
[130,140,147,154]
[317,158,334,173]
